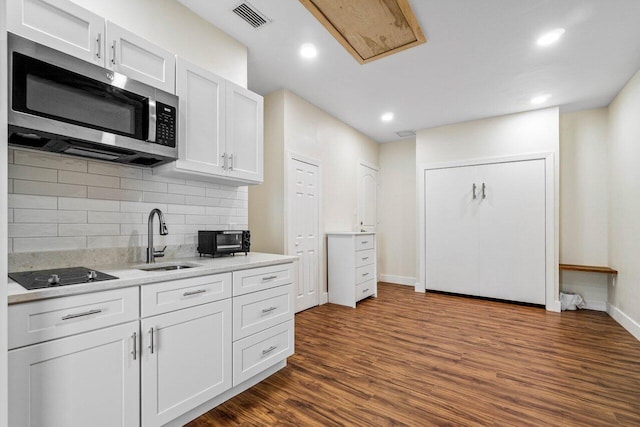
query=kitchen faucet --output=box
[147,208,168,263]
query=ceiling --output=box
[178,0,640,143]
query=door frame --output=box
[284,152,324,306]
[357,160,379,232]
[418,152,559,312]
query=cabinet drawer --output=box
[141,272,231,317]
[356,279,376,302]
[8,287,139,349]
[355,234,375,251]
[232,263,294,296]
[232,320,294,386]
[355,263,375,284]
[355,248,375,268]
[233,284,294,340]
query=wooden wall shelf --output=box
[559,264,618,275]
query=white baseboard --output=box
[379,274,416,286]
[607,303,640,341]
[320,292,328,305]
[585,301,607,312]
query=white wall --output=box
[607,69,640,339]
[416,107,560,309]
[378,139,416,285]
[559,109,609,310]
[70,0,247,87]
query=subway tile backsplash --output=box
[8,148,248,256]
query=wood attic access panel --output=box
[299,0,426,64]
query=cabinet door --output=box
[477,160,546,304]
[7,0,104,65]
[174,57,226,176]
[106,21,176,93]
[141,299,232,427]
[425,165,480,295]
[8,321,140,427]
[225,81,264,183]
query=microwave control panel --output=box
[155,102,176,148]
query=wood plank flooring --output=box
[187,283,640,426]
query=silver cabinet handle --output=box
[149,327,155,354]
[61,308,102,321]
[363,288,369,293]
[262,345,277,355]
[262,306,277,313]
[473,183,477,199]
[362,272,369,276]
[361,241,368,244]
[262,275,277,281]
[183,289,206,297]
[110,40,117,65]
[229,154,234,171]
[221,153,227,170]
[362,257,369,260]
[96,33,102,59]
[131,332,137,360]
[482,183,486,199]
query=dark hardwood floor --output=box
[187,283,640,426]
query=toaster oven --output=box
[197,230,250,257]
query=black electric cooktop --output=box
[9,267,119,290]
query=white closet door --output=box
[425,165,480,295]
[477,160,546,304]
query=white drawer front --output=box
[356,279,376,302]
[355,249,375,268]
[232,263,294,296]
[233,284,294,340]
[232,320,294,386]
[141,272,231,317]
[355,263,375,285]
[9,287,139,349]
[355,235,375,251]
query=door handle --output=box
[149,327,155,354]
[131,332,137,360]
[482,183,486,199]
[110,40,117,65]
[473,183,477,199]
[96,33,102,59]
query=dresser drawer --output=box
[356,279,376,302]
[355,234,374,251]
[141,272,232,317]
[232,263,294,296]
[232,320,294,386]
[233,284,294,340]
[355,263,375,284]
[355,248,375,268]
[9,287,139,349]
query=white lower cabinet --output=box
[141,299,232,427]
[9,321,140,427]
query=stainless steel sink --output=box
[137,262,202,272]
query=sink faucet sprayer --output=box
[147,208,168,264]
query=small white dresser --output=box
[327,232,377,308]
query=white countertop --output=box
[7,252,298,304]
[326,231,376,235]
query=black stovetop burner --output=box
[9,267,119,290]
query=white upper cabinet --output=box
[7,0,104,65]
[154,58,264,185]
[105,21,176,94]
[7,0,176,93]
[225,81,264,183]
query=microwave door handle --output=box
[148,99,157,142]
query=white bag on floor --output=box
[560,292,587,311]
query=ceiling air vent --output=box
[232,2,271,29]
[396,130,416,138]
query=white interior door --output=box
[288,157,320,313]
[358,163,378,232]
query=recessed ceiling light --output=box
[381,112,394,122]
[531,94,551,105]
[537,28,565,47]
[299,43,317,59]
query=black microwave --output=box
[198,230,250,257]
[8,33,178,167]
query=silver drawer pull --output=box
[362,272,369,276]
[361,241,368,244]
[183,289,206,297]
[131,332,137,360]
[262,275,277,281]
[262,345,277,355]
[149,327,155,354]
[262,306,277,313]
[61,308,102,321]
[362,257,369,260]
[363,288,369,293]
